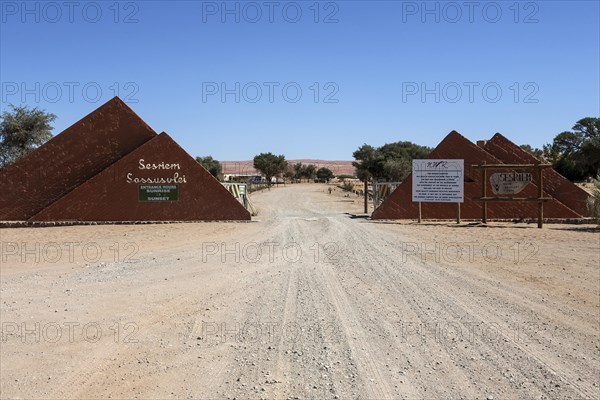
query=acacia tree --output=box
[352,145,377,213]
[284,164,296,181]
[520,144,544,160]
[253,152,287,186]
[293,162,303,181]
[302,164,317,181]
[382,159,411,181]
[352,144,377,177]
[195,155,222,178]
[544,117,600,181]
[352,141,430,182]
[0,104,56,168]
[316,167,334,181]
[352,141,431,213]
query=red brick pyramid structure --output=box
[372,131,590,220]
[0,97,156,220]
[483,133,589,216]
[0,97,251,222]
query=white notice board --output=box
[412,159,464,203]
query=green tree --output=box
[0,104,56,168]
[579,137,600,178]
[284,164,295,180]
[382,158,411,181]
[520,144,544,160]
[302,164,317,180]
[377,141,431,165]
[293,162,303,180]
[352,144,378,181]
[550,131,583,156]
[316,167,334,181]
[546,118,600,181]
[355,168,371,182]
[552,156,582,181]
[352,141,431,181]
[572,117,599,139]
[195,155,222,178]
[253,153,287,186]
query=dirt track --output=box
[1,184,599,399]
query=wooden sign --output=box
[490,172,532,194]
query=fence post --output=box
[364,180,368,214]
[482,161,487,224]
[538,164,544,228]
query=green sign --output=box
[139,185,179,201]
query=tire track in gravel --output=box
[314,251,401,399]
[340,219,597,399]
[321,217,532,398]
[270,268,296,399]
[369,234,598,399]
[254,189,399,399]
[271,216,343,399]
[370,223,598,340]
[292,216,372,399]
[320,216,480,399]
[291,214,399,399]
[189,214,300,399]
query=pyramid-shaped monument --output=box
[0,97,157,220]
[372,131,587,220]
[1,98,250,222]
[483,133,589,217]
[31,133,250,221]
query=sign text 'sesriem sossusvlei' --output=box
[126,159,188,184]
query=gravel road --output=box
[1,184,598,399]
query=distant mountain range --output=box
[221,160,356,176]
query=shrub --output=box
[587,177,600,218]
[340,182,354,192]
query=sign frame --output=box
[473,162,552,228]
[412,159,464,203]
[138,184,179,202]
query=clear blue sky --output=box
[1,0,599,160]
